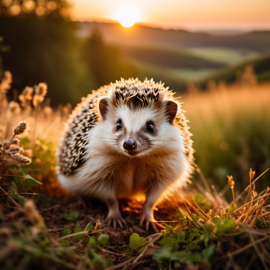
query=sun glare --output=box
[116,6,141,28]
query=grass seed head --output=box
[9,101,21,114]
[95,219,102,231]
[227,176,235,187]
[252,190,258,198]
[8,152,31,164]
[33,83,47,107]
[0,71,12,94]
[19,86,33,108]
[13,121,27,135]
[35,83,47,97]
[10,138,20,145]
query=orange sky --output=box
[70,0,270,30]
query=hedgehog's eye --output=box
[146,122,155,134]
[116,119,122,131]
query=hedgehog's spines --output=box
[57,78,194,176]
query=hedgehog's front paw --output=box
[140,203,165,231]
[106,210,126,229]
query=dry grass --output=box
[183,78,270,191]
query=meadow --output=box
[0,68,270,269]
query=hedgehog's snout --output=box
[123,138,137,151]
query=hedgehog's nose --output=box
[123,138,137,150]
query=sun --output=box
[116,6,141,28]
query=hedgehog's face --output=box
[99,97,178,158]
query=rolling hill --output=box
[120,45,225,69]
[78,22,270,52]
[196,53,270,89]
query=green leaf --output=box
[85,222,94,231]
[171,230,178,240]
[153,245,173,263]
[194,194,210,208]
[223,218,236,231]
[171,251,201,264]
[201,244,216,264]
[194,194,204,204]
[226,203,237,214]
[63,211,79,221]
[23,174,42,189]
[160,237,174,247]
[9,188,26,205]
[164,224,174,231]
[125,233,147,255]
[177,231,186,243]
[89,235,98,249]
[188,228,200,242]
[203,224,215,246]
[98,234,109,246]
[13,176,22,188]
[215,218,236,233]
[129,233,146,249]
[91,250,113,269]
[72,222,84,242]
[19,165,29,174]
[62,228,71,236]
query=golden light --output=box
[116,6,141,28]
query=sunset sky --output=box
[70,0,270,30]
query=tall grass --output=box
[183,79,270,193]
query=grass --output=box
[1,71,270,269]
[182,79,270,193]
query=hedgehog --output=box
[57,78,194,229]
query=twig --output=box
[245,229,270,237]
[47,225,75,232]
[57,228,107,241]
[258,211,270,219]
[228,236,268,257]
[157,221,180,223]
[248,233,269,270]
[228,190,268,216]
[0,193,41,196]
[40,205,60,212]
[133,233,163,263]
[104,257,134,270]
[197,167,212,195]
[124,260,147,270]
[100,248,126,257]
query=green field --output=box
[197,53,270,89]
[120,45,225,69]
[183,47,260,65]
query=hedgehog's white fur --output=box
[57,78,193,228]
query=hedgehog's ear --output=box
[165,100,178,124]
[99,97,110,120]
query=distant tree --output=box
[84,27,140,87]
[0,0,97,105]
[0,0,70,18]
